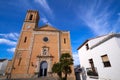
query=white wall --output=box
[0,62,3,69]
[0,60,8,75]
[88,35,108,48]
[116,36,120,47]
[78,36,120,80]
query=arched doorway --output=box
[38,61,48,77]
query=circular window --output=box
[43,37,48,42]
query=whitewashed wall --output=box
[0,60,8,75]
[78,36,120,80]
[0,62,3,70]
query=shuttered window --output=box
[101,55,111,67]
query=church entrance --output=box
[38,61,48,77]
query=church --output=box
[9,10,75,79]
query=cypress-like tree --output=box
[60,53,73,80]
[52,53,73,80]
[52,62,62,79]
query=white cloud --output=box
[41,17,48,23]
[0,33,19,40]
[72,52,80,66]
[34,0,53,16]
[0,33,18,54]
[118,13,120,16]
[41,17,53,26]
[76,0,117,36]
[0,38,17,46]
[7,47,15,53]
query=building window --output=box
[64,38,66,44]
[87,59,98,77]
[86,43,89,50]
[101,55,111,67]
[24,37,27,43]
[89,59,95,72]
[29,14,33,20]
[17,53,22,66]
[43,37,48,42]
[18,57,22,66]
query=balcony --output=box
[86,67,99,79]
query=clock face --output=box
[26,26,31,29]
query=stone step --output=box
[0,77,59,80]
[32,77,58,80]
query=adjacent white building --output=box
[0,59,8,76]
[78,33,120,80]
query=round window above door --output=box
[43,37,48,42]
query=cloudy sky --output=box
[0,0,120,66]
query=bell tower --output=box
[23,10,39,30]
[25,10,39,24]
[11,10,40,78]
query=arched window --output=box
[64,38,66,44]
[29,14,33,20]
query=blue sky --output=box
[0,0,120,66]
